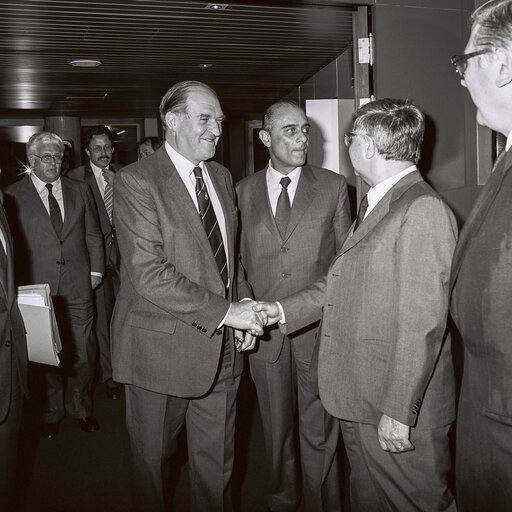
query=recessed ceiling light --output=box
[70,59,102,67]
[205,3,228,10]
[199,63,213,68]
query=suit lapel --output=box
[450,149,512,291]
[61,177,78,238]
[0,205,11,303]
[249,167,279,238]
[20,175,54,232]
[283,165,317,242]
[336,171,423,257]
[84,164,111,228]
[156,149,225,280]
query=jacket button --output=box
[280,247,288,253]
[215,328,222,336]
[192,322,197,327]
[202,327,207,333]
[4,340,11,347]
[281,273,289,278]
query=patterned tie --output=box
[103,175,113,223]
[193,166,228,287]
[353,194,368,232]
[275,176,291,238]
[46,183,63,237]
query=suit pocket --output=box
[128,310,177,334]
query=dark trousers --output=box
[250,337,341,512]
[42,272,95,423]
[125,340,239,512]
[93,266,119,384]
[340,420,456,512]
[0,359,23,512]
[456,396,512,512]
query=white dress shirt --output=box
[506,130,512,153]
[364,165,417,221]
[266,161,302,215]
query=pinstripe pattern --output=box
[103,180,113,222]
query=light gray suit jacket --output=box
[111,146,251,398]
[237,165,351,364]
[281,171,458,429]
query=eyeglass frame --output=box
[344,132,365,147]
[451,48,493,79]
[31,153,63,165]
[90,144,114,154]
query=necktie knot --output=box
[193,166,203,180]
[46,183,53,193]
[354,194,368,232]
[280,176,291,190]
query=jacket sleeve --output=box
[83,183,105,275]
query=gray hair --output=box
[262,101,303,132]
[352,98,425,164]
[470,0,512,51]
[159,80,218,126]
[26,131,64,159]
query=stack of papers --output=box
[17,284,62,366]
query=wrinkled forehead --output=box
[34,141,63,155]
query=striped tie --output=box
[104,177,113,223]
[193,166,228,287]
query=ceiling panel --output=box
[0,0,355,116]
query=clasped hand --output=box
[225,300,283,352]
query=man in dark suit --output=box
[111,81,264,512]
[68,125,121,399]
[449,1,512,510]
[256,99,458,512]
[5,131,104,438]
[0,183,28,511]
[236,101,351,512]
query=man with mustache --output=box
[237,101,351,511]
[68,125,121,400]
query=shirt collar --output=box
[165,141,206,177]
[367,165,417,209]
[267,160,301,185]
[90,160,108,177]
[506,130,512,153]
[31,172,61,193]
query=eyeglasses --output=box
[32,153,63,165]
[90,144,113,154]
[344,132,363,147]
[451,49,492,79]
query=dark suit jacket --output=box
[111,146,251,398]
[450,149,512,426]
[236,164,351,364]
[67,163,119,269]
[0,198,27,423]
[4,175,104,299]
[281,172,458,429]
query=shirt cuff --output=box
[276,301,286,324]
[218,303,231,329]
[91,272,103,278]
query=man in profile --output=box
[450,1,512,509]
[111,80,263,512]
[237,101,351,512]
[68,125,121,399]
[5,132,104,438]
[255,99,457,512]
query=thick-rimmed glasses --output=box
[451,49,492,79]
[344,132,363,147]
[32,153,63,165]
[90,144,114,154]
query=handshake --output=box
[224,300,283,352]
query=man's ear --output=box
[85,146,91,158]
[259,129,271,148]
[364,135,376,160]
[165,111,178,132]
[496,48,512,88]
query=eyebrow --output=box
[281,123,311,130]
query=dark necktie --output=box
[275,176,291,238]
[46,183,63,237]
[353,194,368,232]
[193,166,228,287]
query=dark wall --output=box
[373,0,477,223]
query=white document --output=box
[17,284,61,366]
